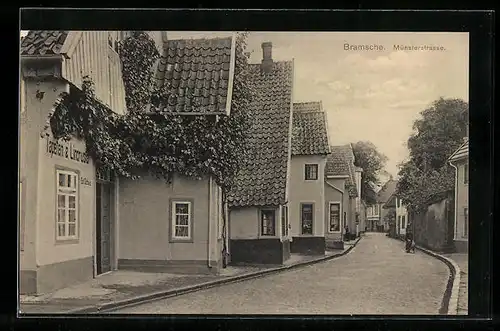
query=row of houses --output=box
[19,31,366,295]
[364,141,469,254]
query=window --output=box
[172,201,192,240]
[397,215,401,229]
[396,198,400,208]
[401,215,406,229]
[56,170,79,240]
[343,211,347,225]
[464,163,468,184]
[329,203,341,232]
[304,164,318,180]
[463,208,468,238]
[301,203,314,234]
[108,31,120,53]
[261,209,276,236]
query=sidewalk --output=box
[20,237,361,314]
[442,252,468,315]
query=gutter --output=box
[448,161,459,240]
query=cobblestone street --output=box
[113,233,449,315]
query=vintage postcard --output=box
[19,30,469,315]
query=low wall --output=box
[410,194,455,253]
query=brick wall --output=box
[410,193,455,253]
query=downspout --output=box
[449,161,458,241]
[221,189,228,268]
[207,176,213,269]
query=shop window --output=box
[329,203,341,232]
[261,209,276,236]
[301,203,314,234]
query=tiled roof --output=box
[293,101,322,113]
[151,37,234,115]
[227,61,294,207]
[20,30,69,56]
[377,179,398,203]
[291,102,330,156]
[326,145,358,198]
[448,137,469,163]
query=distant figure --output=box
[405,232,415,253]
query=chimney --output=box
[261,42,273,73]
[161,31,168,53]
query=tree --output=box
[351,141,389,204]
[396,97,469,212]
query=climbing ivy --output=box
[42,31,253,190]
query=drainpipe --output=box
[207,176,213,269]
[449,161,458,241]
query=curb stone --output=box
[390,237,460,315]
[68,237,362,314]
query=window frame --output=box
[304,164,319,181]
[401,215,406,229]
[463,207,468,238]
[260,208,276,237]
[55,168,80,242]
[170,199,194,242]
[328,202,342,233]
[300,203,314,235]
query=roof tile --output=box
[151,37,234,115]
[448,137,469,162]
[292,102,330,156]
[20,30,69,56]
[326,145,358,197]
[227,61,294,207]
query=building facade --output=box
[227,42,294,265]
[20,30,127,294]
[288,102,330,255]
[325,145,359,243]
[448,137,469,253]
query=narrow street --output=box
[112,233,450,315]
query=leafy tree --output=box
[351,141,389,204]
[396,97,469,212]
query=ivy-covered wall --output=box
[42,32,253,192]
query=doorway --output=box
[96,168,115,275]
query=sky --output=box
[21,30,469,180]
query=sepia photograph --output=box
[19,28,470,315]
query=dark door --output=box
[96,182,112,274]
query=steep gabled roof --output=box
[20,31,69,56]
[292,102,330,156]
[377,179,398,203]
[326,145,358,198]
[150,36,235,115]
[448,137,469,163]
[227,60,294,207]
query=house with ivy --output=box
[19,30,132,295]
[226,42,294,265]
[288,101,331,255]
[19,30,246,295]
[324,145,360,245]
